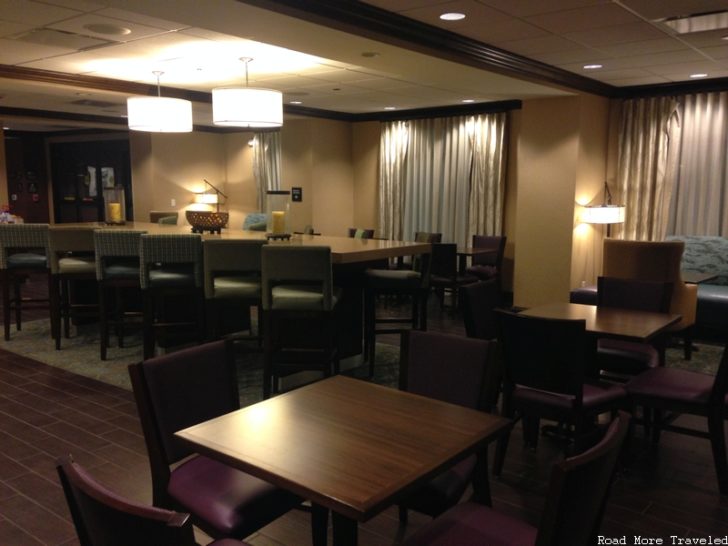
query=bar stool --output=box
[203,238,265,340]
[94,229,145,360]
[0,224,51,341]
[140,233,204,359]
[364,248,431,376]
[48,227,97,350]
[261,245,341,398]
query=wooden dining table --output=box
[456,246,496,274]
[175,375,511,546]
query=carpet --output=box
[0,319,401,407]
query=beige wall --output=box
[0,128,7,208]
[352,121,380,234]
[501,110,520,292]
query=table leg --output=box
[332,511,358,546]
[311,503,329,546]
[470,448,492,506]
[458,254,467,275]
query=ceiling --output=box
[1,0,727,132]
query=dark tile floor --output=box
[1,277,728,545]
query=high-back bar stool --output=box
[139,233,204,359]
[94,229,145,360]
[260,245,341,398]
[48,227,97,350]
[203,238,265,340]
[0,223,50,341]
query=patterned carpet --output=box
[0,319,401,407]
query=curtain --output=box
[378,113,507,247]
[615,97,680,241]
[252,131,281,211]
[667,92,728,236]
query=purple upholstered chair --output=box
[429,243,477,309]
[493,310,627,476]
[128,340,305,540]
[56,454,251,546]
[403,411,629,546]
[597,276,673,378]
[626,342,728,495]
[465,235,506,287]
[459,278,502,341]
[397,330,499,524]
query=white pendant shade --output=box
[212,87,283,128]
[582,205,625,224]
[127,97,193,133]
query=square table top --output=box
[175,375,510,522]
[520,302,681,342]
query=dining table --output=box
[456,246,496,274]
[175,375,511,546]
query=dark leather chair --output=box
[0,223,50,341]
[403,412,630,546]
[596,276,673,378]
[397,330,498,524]
[94,229,145,360]
[128,340,304,540]
[465,235,506,288]
[493,310,627,475]
[56,454,251,546]
[347,227,375,239]
[459,278,501,341]
[429,242,476,309]
[626,342,728,495]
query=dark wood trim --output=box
[353,100,521,122]
[615,76,728,99]
[285,104,356,121]
[237,0,615,97]
[0,106,128,127]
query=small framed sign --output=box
[291,187,302,202]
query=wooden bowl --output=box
[185,211,229,233]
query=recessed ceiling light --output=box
[583,64,603,70]
[690,73,708,78]
[440,12,465,21]
[384,106,396,110]
[290,100,302,105]
[462,99,475,103]
[2,126,9,130]
[83,23,131,36]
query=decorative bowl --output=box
[185,211,229,234]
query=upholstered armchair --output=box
[602,239,698,359]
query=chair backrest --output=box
[93,229,145,281]
[243,212,268,231]
[261,245,334,311]
[496,310,587,402]
[603,239,684,282]
[400,330,498,411]
[139,233,202,289]
[149,211,179,224]
[536,411,630,545]
[709,343,728,408]
[460,279,501,340]
[415,231,442,243]
[48,227,96,273]
[203,239,265,298]
[0,223,49,269]
[597,276,672,313]
[348,228,375,239]
[56,455,196,546]
[471,235,506,267]
[128,340,239,500]
[430,243,457,280]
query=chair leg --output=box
[2,270,11,341]
[493,399,514,477]
[62,278,71,340]
[263,311,274,399]
[707,410,728,495]
[142,291,155,360]
[13,276,21,331]
[50,275,62,350]
[99,284,108,360]
[683,327,693,361]
[364,289,376,377]
[398,505,408,524]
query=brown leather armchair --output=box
[602,239,697,359]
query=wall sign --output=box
[291,187,302,202]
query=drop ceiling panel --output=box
[494,34,585,55]
[648,60,725,76]
[0,38,77,64]
[618,0,728,21]
[0,0,82,25]
[535,46,608,64]
[47,13,173,41]
[0,20,33,38]
[398,0,515,28]
[455,18,550,43]
[96,7,188,31]
[524,4,641,34]
[703,45,728,60]
[42,0,105,11]
[594,38,688,57]
[477,0,609,18]
[564,22,667,47]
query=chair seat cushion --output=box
[466,264,497,279]
[7,252,47,269]
[626,367,714,405]
[514,381,626,410]
[403,501,537,546]
[58,255,96,275]
[401,456,475,517]
[365,268,421,291]
[148,265,196,287]
[597,338,659,373]
[103,258,140,280]
[209,540,252,546]
[213,276,261,299]
[271,285,341,310]
[168,455,300,538]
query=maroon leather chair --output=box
[459,278,501,341]
[403,412,630,546]
[128,340,304,540]
[56,454,251,546]
[397,330,499,523]
[465,235,506,288]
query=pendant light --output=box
[127,71,193,133]
[212,57,283,128]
